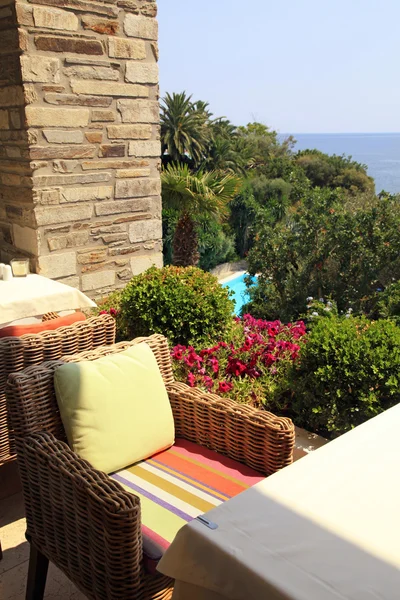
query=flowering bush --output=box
[172,314,306,412]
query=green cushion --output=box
[54,343,175,474]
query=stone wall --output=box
[0,0,162,297]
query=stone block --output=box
[77,248,107,264]
[82,159,149,170]
[20,55,60,84]
[117,99,159,123]
[116,0,140,13]
[64,65,119,81]
[33,172,111,186]
[47,235,67,251]
[95,198,150,216]
[35,204,93,226]
[130,252,163,276]
[82,270,116,291]
[115,168,151,178]
[71,80,149,98]
[82,15,119,35]
[45,93,112,107]
[108,37,146,59]
[85,132,103,143]
[107,124,152,140]
[124,14,158,40]
[53,160,79,173]
[0,86,25,107]
[30,145,96,160]
[43,130,84,144]
[115,177,160,198]
[16,4,34,26]
[128,140,161,157]
[117,267,132,280]
[9,109,21,129]
[60,186,112,203]
[125,62,158,84]
[25,106,90,128]
[35,36,104,55]
[99,144,125,157]
[129,218,161,243]
[33,188,61,205]
[91,224,125,235]
[92,110,115,122]
[38,251,76,278]
[0,109,8,129]
[99,233,127,244]
[33,6,79,30]
[141,2,158,18]
[12,224,38,254]
[27,1,118,18]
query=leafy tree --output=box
[245,190,400,321]
[161,163,240,266]
[295,150,375,195]
[160,92,211,166]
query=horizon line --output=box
[282,131,400,135]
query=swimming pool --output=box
[222,272,256,315]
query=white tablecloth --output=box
[0,274,96,325]
[158,404,400,600]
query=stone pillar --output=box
[0,0,162,297]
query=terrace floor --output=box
[0,428,327,599]
[0,461,85,599]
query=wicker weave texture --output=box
[0,314,116,466]
[6,334,294,600]
[21,433,173,600]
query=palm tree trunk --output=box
[173,212,200,267]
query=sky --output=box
[158,0,400,134]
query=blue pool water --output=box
[222,273,256,315]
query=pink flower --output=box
[99,310,108,315]
[226,358,247,378]
[109,308,118,317]
[218,381,233,394]
[187,372,196,388]
[209,357,219,374]
[172,345,186,361]
[203,376,214,390]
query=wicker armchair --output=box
[0,313,116,467]
[6,334,295,600]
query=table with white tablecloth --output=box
[158,404,400,600]
[0,274,95,326]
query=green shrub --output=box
[291,316,400,437]
[375,282,400,324]
[120,266,235,346]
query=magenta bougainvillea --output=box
[171,314,306,410]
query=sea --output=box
[285,133,400,195]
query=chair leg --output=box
[26,544,49,600]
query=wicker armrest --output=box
[167,382,295,476]
[20,432,147,599]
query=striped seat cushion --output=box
[111,438,264,572]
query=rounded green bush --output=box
[291,316,400,437]
[120,266,235,346]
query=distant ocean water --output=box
[285,133,400,194]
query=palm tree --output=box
[161,163,240,266]
[160,92,211,166]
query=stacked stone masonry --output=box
[0,0,162,297]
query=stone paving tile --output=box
[0,492,85,599]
